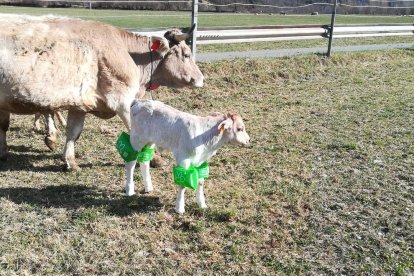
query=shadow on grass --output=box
[9,145,49,154]
[0,148,123,172]
[0,151,63,172]
[0,184,162,217]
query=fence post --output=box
[327,0,338,57]
[191,0,198,60]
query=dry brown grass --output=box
[0,50,413,275]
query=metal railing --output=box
[135,23,414,44]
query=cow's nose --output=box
[192,77,204,88]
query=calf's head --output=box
[150,26,204,89]
[218,113,250,146]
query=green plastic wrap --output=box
[137,145,155,162]
[197,162,209,179]
[116,132,138,162]
[116,132,155,162]
[173,162,210,190]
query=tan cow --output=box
[0,14,204,170]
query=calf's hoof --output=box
[44,136,57,151]
[126,187,135,196]
[144,187,153,193]
[150,154,166,168]
[64,162,81,172]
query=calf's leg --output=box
[140,160,153,193]
[0,111,10,161]
[196,178,207,209]
[125,160,153,195]
[63,110,86,171]
[125,160,137,196]
[175,187,186,214]
[175,159,192,214]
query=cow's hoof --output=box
[150,155,166,168]
[33,124,42,133]
[44,136,57,151]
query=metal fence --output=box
[2,0,414,58]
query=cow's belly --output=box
[0,38,100,114]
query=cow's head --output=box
[150,25,204,89]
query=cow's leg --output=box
[34,113,43,131]
[63,110,86,171]
[196,178,207,209]
[150,153,166,168]
[0,111,10,161]
[125,160,137,196]
[55,111,67,128]
[43,113,58,151]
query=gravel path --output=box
[197,43,414,62]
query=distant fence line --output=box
[2,0,414,15]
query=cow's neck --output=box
[126,37,163,90]
[141,52,162,90]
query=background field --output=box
[2,5,413,54]
[0,49,413,274]
[2,5,414,28]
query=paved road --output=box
[197,43,414,62]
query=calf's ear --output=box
[218,118,233,134]
[151,36,170,57]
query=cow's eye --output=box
[184,54,190,59]
[237,127,243,132]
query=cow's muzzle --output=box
[192,77,204,88]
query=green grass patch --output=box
[1,5,413,28]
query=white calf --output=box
[126,99,250,214]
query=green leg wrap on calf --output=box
[173,162,209,190]
[116,132,155,162]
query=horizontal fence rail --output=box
[135,24,414,44]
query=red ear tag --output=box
[151,40,161,52]
[149,84,160,90]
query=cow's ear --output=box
[151,36,169,56]
[217,118,233,135]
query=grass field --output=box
[199,36,414,53]
[0,50,413,274]
[1,5,413,28]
